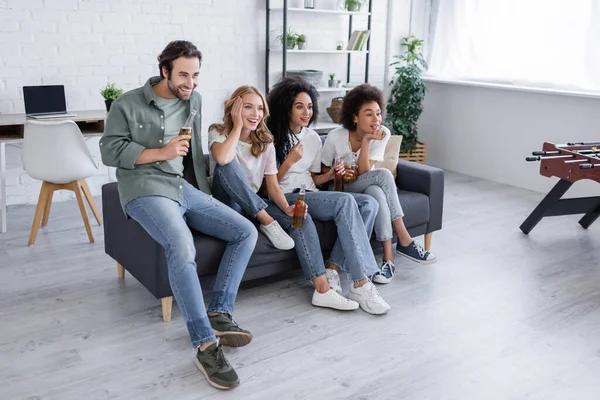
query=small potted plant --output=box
[275,27,298,50]
[339,0,367,12]
[100,82,123,112]
[336,79,341,88]
[297,34,306,50]
[328,73,336,88]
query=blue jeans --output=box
[284,191,380,281]
[125,180,258,348]
[344,168,405,242]
[212,161,379,282]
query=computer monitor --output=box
[23,85,68,115]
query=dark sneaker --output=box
[195,342,239,390]
[209,313,253,347]
[372,260,395,284]
[396,240,437,264]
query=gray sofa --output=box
[101,155,444,321]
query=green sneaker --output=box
[208,313,253,347]
[195,342,239,390]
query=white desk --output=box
[0,110,107,233]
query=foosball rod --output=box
[579,163,600,169]
[533,149,600,156]
[526,155,575,161]
[557,142,600,147]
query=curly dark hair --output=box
[157,40,202,79]
[339,83,386,131]
[267,76,320,166]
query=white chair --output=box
[23,120,102,245]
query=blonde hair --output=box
[209,85,273,157]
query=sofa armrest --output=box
[102,182,171,299]
[395,160,445,233]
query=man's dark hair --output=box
[339,83,386,131]
[157,40,202,78]
[267,76,320,166]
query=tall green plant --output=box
[385,34,427,153]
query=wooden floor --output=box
[1,171,600,400]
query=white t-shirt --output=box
[321,126,391,168]
[279,127,323,193]
[208,129,278,193]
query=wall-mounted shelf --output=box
[270,49,370,54]
[269,7,371,16]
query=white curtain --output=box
[427,0,600,92]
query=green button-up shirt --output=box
[99,76,211,212]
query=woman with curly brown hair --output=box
[210,85,362,312]
[321,84,437,284]
[268,76,390,315]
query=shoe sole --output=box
[396,250,437,264]
[311,301,359,311]
[347,295,391,315]
[213,330,253,348]
[372,276,392,284]
[194,358,239,390]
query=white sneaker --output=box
[260,221,295,250]
[348,282,390,315]
[325,269,343,295]
[311,289,359,311]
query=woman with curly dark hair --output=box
[267,76,390,315]
[321,83,437,284]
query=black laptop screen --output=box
[23,85,67,114]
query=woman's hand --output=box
[286,142,303,165]
[229,97,243,129]
[329,160,345,179]
[363,129,386,142]
[284,202,308,218]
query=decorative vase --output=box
[105,99,113,112]
[328,80,336,88]
[298,42,305,50]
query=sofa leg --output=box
[161,297,173,322]
[424,232,433,251]
[117,262,125,279]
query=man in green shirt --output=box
[100,41,256,390]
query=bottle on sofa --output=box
[291,185,307,228]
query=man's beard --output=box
[167,77,194,100]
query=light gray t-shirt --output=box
[154,95,188,175]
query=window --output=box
[426,0,600,92]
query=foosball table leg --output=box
[578,201,600,229]
[520,179,573,234]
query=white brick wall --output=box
[0,0,408,206]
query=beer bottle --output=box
[333,156,345,191]
[178,110,197,142]
[291,185,307,229]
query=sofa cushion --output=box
[192,227,298,277]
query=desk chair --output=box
[23,120,102,245]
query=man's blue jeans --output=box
[125,181,258,348]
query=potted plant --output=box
[336,79,341,88]
[297,34,306,50]
[100,82,124,112]
[385,34,428,163]
[339,0,367,12]
[275,27,298,50]
[328,73,336,88]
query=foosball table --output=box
[520,141,600,234]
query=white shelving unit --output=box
[265,1,373,132]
